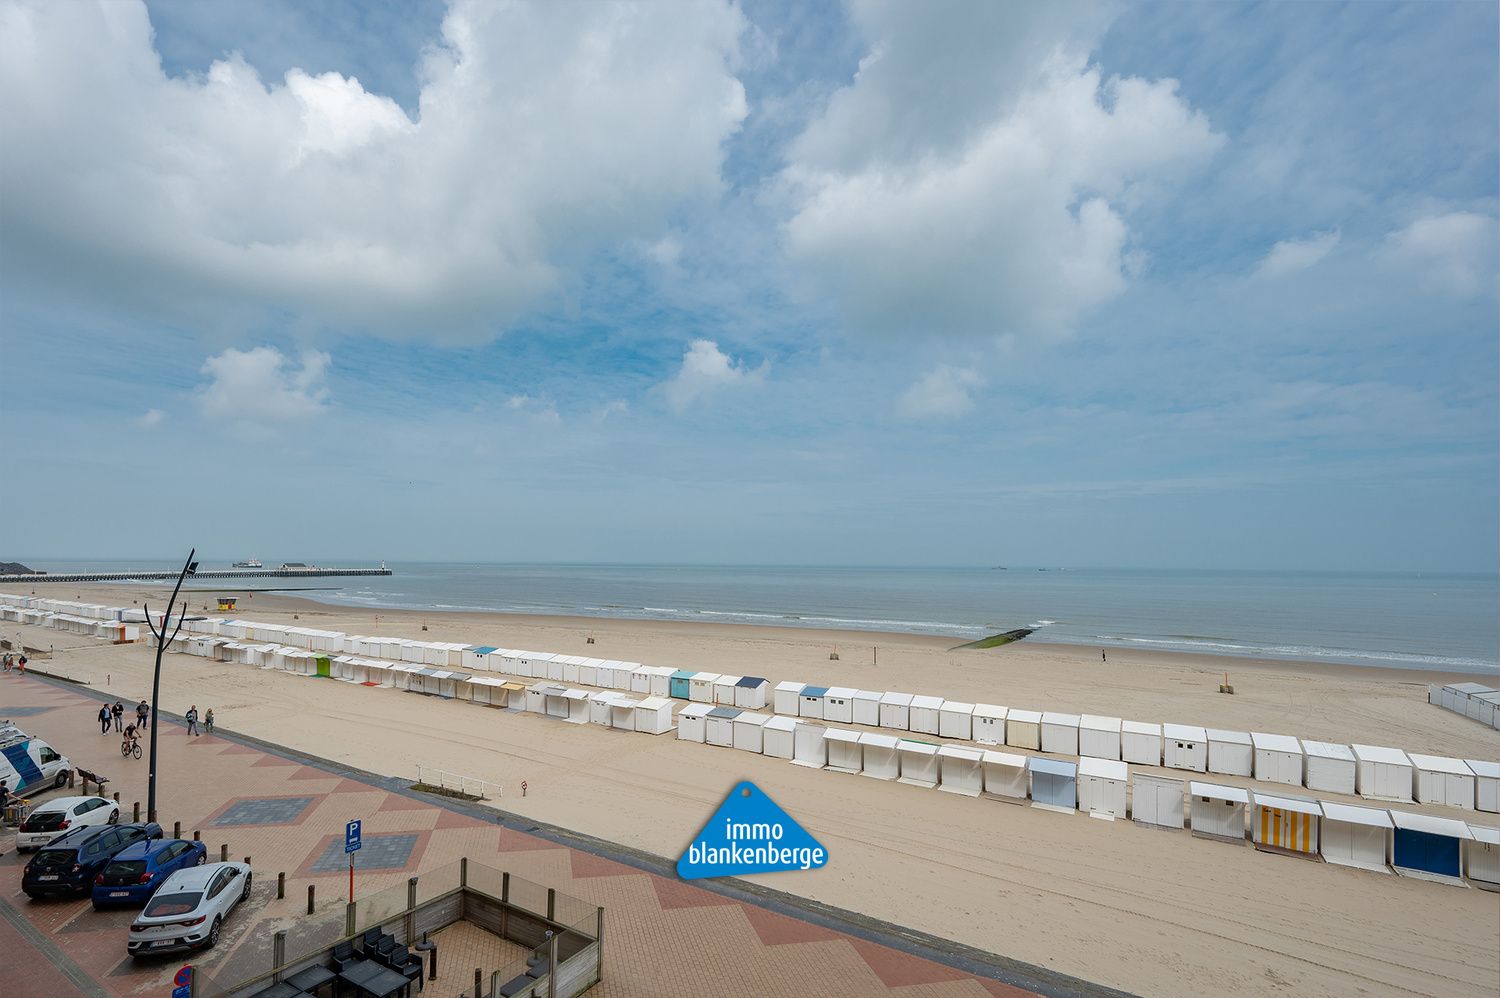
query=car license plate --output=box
[39,875,58,881]
[110,891,130,897]
[150,940,175,948]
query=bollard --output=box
[475,969,482,997]
[133,801,140,822]
[272,931,287,983]
[277,872,285,899]
[68,771,75,789]
[193,830,200,842]
[243,856,251,867]
[307,884,315,915]
[220,844,228,862]
[173,821,181,839]
[547,887,555,921]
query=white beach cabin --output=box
[1408,754,1475,809]
[588,691,622,725]
[1318,801,1391,873]
[1302,741,1357,795]
[972,704,1007,745]
[859,733,901,780]
[732,712,770,753]
[1029,758,1078,814]
[1040,712,1080,756]
[713,675,741,706]
[852,690,883,726]
[798,686,829,720]
[1465,825,1500,892]
[823,688,857,724]
[762,716,798,759]
[938,745,985,797]
[1351,744,1414,802]
[561,688,590,724]
[825,728,863,775]
[938,702,975,740]
[1251,792,1321,859]
[690,673,721,704]
[792,723,829,769]
[1121,721,1162,765]
[1189,782,1248,843]
[897,741,940,788]
[879,692,915,731]
[705,707,740,747]
[980,751,1029,802]
[1006,709,1042,751]
[1076,757,1128,820]
[1206,729,1253,777]
[633,696,675,735]
[908,696,944,735]
[734,677,770,710]
[1131,774,1185,830]
[607,696,639,730]
[1251,733,1305,786]
[677,703,712,743]
[1079,715,1122,761]
[774,681,806,716]
[1390,811,1471,885]
[1162,724,1207,772]
[1467,759,1500,813]
[629,667,655,696]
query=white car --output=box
[128,862,252,957]
[15,795,119,850]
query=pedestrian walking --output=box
[136,699,149,730]
[111,701,124,732]
[15,655,24,675]
[203,708,215,734]
[185,705,199,736]
[1101,649,1107,663]
[97,704,112,734]
[2,652,10,672]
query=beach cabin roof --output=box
[911,695,944,710]
[941,701,976,715]
[981,750,1027,769]
[853,689,883,702]
[1444,682,1495,695]
[715,674,742,686]
[826,728,861,745]
[1080,715,1122,733]
[1301,740,1355,761]
[1469,825,1500,846]
[826,686,858,699]
[1388,810,1472,839]
[880,692,914,707]
[1041,712,1080,726]
[1318,801,1392,827]
[1030,758,1077,779]
[1008,708,1042,724]
[1077,757,1128,781]
[707,706,741,720]
[561,688,588,701]
[589,690,624,703]
[1189,781,1248,804]
[973,704,1007,720]
[898,741,939,759]
[858,732,900,749]
[938,744,984,763]
[1121,720,1160,736]
[802,685,830,698]
[694,673,723,684]
[736,676,768,688]
[1465,759,1500,779]
[1251,732,1302,753]
[580,658,608,668]
[471,645,498,656]
[671,670,697,682]
[1162,723,1206,741]
[1252,792,1320,816]
[468,676,508,687]
[1205,728,1251,745]
[775,680,806,693]
[501,682,526,692]
[1351,744,1410,766]
[733,712,769,728]
[764,716,798,732]
[1406,754,1472,775]
[637,696,672,710]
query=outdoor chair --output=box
[384,945,424,991]
[330,939,356,972]
[361,928,383,953]
[376,935,398,960]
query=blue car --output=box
[92,838,207,908]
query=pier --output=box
[0,567,392,584]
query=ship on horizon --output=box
[230,558,263,569]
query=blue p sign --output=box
[345,819,362,854]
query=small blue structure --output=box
[669,670,697,700]
[799,685,830,719]
[1391,811,1471,884]
[1029,758,1078,812]
[734,676,769,709]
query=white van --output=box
[1,732,73,795]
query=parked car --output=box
[0,732,72,794]
[15,795,119,851]
[92,838,208,908]
[128,862,252,956]
[21,823,163,898]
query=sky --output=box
[0,0,1496,571]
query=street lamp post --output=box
[141,549,197,824]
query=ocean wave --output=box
[1081,634,1494,671]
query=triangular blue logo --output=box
[677,781,827,880]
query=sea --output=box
[13,560,1499,674]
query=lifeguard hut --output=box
[216,596,238,612]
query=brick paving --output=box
[0,671,1069,998]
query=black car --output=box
[22,822,164,899]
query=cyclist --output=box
[122,722,141,756]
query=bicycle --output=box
[121,738,141,759]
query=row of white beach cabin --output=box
[1429,682,1500,730]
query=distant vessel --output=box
[279,562,312,570]
[231,559,263,569]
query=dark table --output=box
[338,959,412,998]
[248,983,306,998]
[286,965,337,993]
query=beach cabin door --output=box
[1260,806,1318,854]
[1393,828,1461,879]
[316,656,331,678]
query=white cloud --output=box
[0,0,748,337]
[197,346,330,437]
[780,3,1221,340]
[504,394,560,423]
[135,408,165,429]
[898,365,983,420]
[1382,211,1496,297]
[660,339,766,411]
[1255,231,1339,278]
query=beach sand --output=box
[6,585,1499,996]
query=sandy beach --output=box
[5,585,1499,996]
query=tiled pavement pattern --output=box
[210,797,316,827]
[0,673,1056,998]
[426,921,530,996]
[308,832,420,873]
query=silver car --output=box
[127,862,252,957]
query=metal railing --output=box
[415,764,503,799]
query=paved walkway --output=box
[1,671,1116,997]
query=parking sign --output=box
[345,819,362,853]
